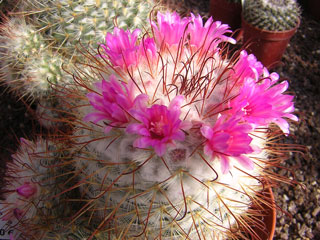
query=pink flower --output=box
[231,50,264,85]
[84,75,148,132]
[126,96,187,156]
[188,14,236,53]
[201,116,254,174]
[151,12,190,48]
[227,77,298,134]
[16,182,37,198]
[100,27,141,69]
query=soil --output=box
[0,0,319,239]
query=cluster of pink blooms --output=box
[2,181,37,221]
[85,12,297,173]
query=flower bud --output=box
[16,182,37,198]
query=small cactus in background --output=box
[242,0,301,31]
[0,138,77,239]
[21,0,156,59]
[0,0,156,105]
[0,18,46,98]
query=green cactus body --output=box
[0,18,45,93]
[21,0,154,59]
[243,0,301,31]
[0,0,155,103]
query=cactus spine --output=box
[21,0,155,59]
[0,0,155,101]
[242,0,301,31]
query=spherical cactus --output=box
[20,50,74,99]
[242,0,301,31]
[20,0,156,60]
[58,12,298,239]
[0,138,77,239]
[0,18,45,94]
[0,0,156,106]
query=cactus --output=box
[242,0,301,31]
[0,0,156,102]
[20,0,156,59]
[0,137,77,239]
[1,11,299,239]
[59,12,296,239]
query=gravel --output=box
[1,0,319,239]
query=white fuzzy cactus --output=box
[55,11,297,239]
[0,10,299,240]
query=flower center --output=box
[150,116,165,139]
[242,102,252,115]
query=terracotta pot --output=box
[252,187,277,240]
[241,17,300,69]
[209,0,242,31]
[239,186,276,239]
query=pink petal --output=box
[154,142,167,156]
[236,155,254,170]
[274,118,290,134]
[83,112,109,123]
[220,155,230,174]
[169,95,184,110]
[200,125,214,139]
[16,182,37,198]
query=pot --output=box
[252,187,277,240]
[239,186,276,240]
[241,17,300,69]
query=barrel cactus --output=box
[242,0,301,31]
[62,11,297,239]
